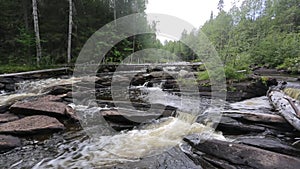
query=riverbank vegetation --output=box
[164,0,300,76]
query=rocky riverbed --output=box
[0,66,299,168]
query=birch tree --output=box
[32,0,42,66]
[67,0,73,64]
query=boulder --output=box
[0,115,65,135]
[10,101,67,117]
[185,138,300,169]
[48,86,71,95]
[0,135,21,152]
[0,113,19,123]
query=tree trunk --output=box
[113,0,117,26]
[67,0,73,65]
[32,0,42,66]
[22,0,29,31]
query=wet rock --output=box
[0,113,19,123]
[130,73,147,86]
[216,116,266,135]
[109,147,201,169]
[163,79,179,90]
[0,77,15,84]
[5,84,15,91]
[111,75,129,84]
[185,139,300,169]
[10,101,67,117]
[36,95,65,102]
[65,106,78,121]
[101,109,160,125]
[0,83,4,89]
[48,86,71,95]
[0,115,65,135]
[146,66,163,73]
[234,136,300,157]
[0,105,9,113]
[149,71,173,79]
[0,135,21,152]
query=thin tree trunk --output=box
[22,0,29,31]
[32,0,42,66]
[67,0,73,65]
[113,0,117,26]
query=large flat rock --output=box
[185,138,300,169]
[234,137,300,157]
[0,115,65,135]
[0,135,21,152]
[10,101,67,117]
[0,113,19,123]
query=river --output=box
[0,70,299,168]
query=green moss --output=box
[261,76,269,86]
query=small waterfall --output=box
[284,88,300,101]
[0,77,80,107]
[33,111,225,168]
[33,84,225,168]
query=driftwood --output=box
[268,89,300,131]
[222,110,287,124]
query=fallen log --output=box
[221,110,287,124]
[268,89,300,131]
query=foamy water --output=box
[0,77,81,107]
[33,83,225,168]
[33,111,225,168]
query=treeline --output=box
[0,0,161,67]
[165,0,300,73]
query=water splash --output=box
[33,111,225,168]
[0,77,81,107]
[284,88,300,101]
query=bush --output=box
[278,57,300,73]
[197,65,248,81]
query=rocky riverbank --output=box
[0,66,299,168]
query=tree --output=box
[32,0,42,66]
[67,0,73,64]
[210,11,214,21]
[217,0,224,12]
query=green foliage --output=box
[278,57,300,73]
[260,76,269,86]
[197,71,210,81]
[197,65,247,81]
[170,0,300,79]
[0,0,153,68]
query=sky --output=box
[146,0,237,28]
[145,0,239,42]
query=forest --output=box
[0,0,299,76]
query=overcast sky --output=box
[145,0,239,42]
[146,0,237,28]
